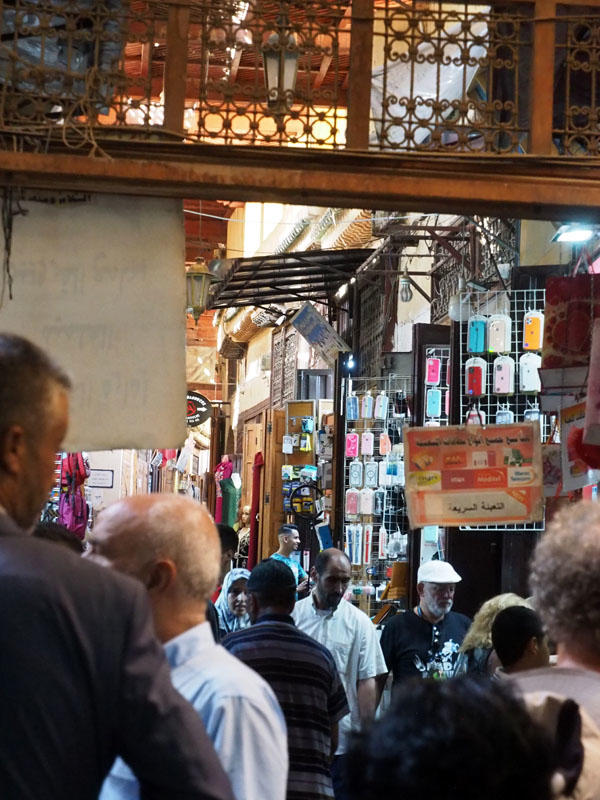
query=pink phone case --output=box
[345,433,359,458]
[425,357,441,385]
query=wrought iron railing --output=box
[0,0,597,156]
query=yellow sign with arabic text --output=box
[404,423,544,527]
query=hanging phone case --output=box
[426,388,442,417]
[467,316,487,354]
[351,525,363,565]
[523,406,540,421]
[378,524,388,558]
[465,357,487,396]
[466,407,486,425]
[361,431,374,456]
[487,314,512,353]
[345,488,359,516]
[523,310,544,351]
[374,392,389,420]
[492,355,515,394]
[519,352,542,393]
[363,524,373,564]
[361,393,374,418]
[425,357,441,386]
[344,526,353,558]
[345,433,359,458]
[359,488,374,515]
[496,407,515,424]
[444,390,450,416]
[379,431,392,454]
[364,460,379,487]
[346,394,358,420]
[378,460,390,486]
[349,460,363,487]
[374,489,386,516]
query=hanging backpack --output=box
[58,490,89,539]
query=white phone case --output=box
[519,352,542,393]
[492,355,515,395]
[349,460,363,487]
[487,314,512,353]
[364,460,379,487]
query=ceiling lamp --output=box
[552,224,595,243]
[262,4,299,113]
[186,259,219,322]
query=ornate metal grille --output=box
[194,0,347,147]
[370,1,533,153]
[429,217,518,323]
[0,0,160,146]
[0,1,598,158]
[554,8,600,155]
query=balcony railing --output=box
[0,0,598,156]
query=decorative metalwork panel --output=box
[193,0,347,147]
[554,7,600,155]
[370,1,533,153]
[430,217,518,323]
[0,0,163,146]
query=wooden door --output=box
[260,409,286,560]
[242,420,263,507]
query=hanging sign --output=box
[291,302,350,366]
[404,423,544,527]
[186,391,212,427]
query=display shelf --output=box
[342,374,412,613]
[458,287,549,532]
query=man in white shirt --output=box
[88,494,288,800]
[292,548,387,800]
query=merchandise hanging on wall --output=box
[342,374,412,613]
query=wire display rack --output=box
[458,287,548,532]
[342,374,412,613]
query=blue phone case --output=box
[468,317,486,353]
[426,388,442,418]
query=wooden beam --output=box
[1,147,600,221]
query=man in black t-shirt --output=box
[380,560,471,687]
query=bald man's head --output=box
[87,494,220,604]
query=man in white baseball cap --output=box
[380,559,471,689]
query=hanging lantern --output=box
[186,259,219,322]
[262,3,299,113]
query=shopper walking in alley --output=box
[0,332,233,800]
[380,560,470,686]
[89,494,288,800]
[512,500,600,727]
[223,558,349,800]
[292,548,387,800]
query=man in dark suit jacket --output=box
[0,333,234,800]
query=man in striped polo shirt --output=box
[223,559,348,800]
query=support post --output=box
[163,4,190,133]
[529,0,557,154]
[346,0,374,150]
